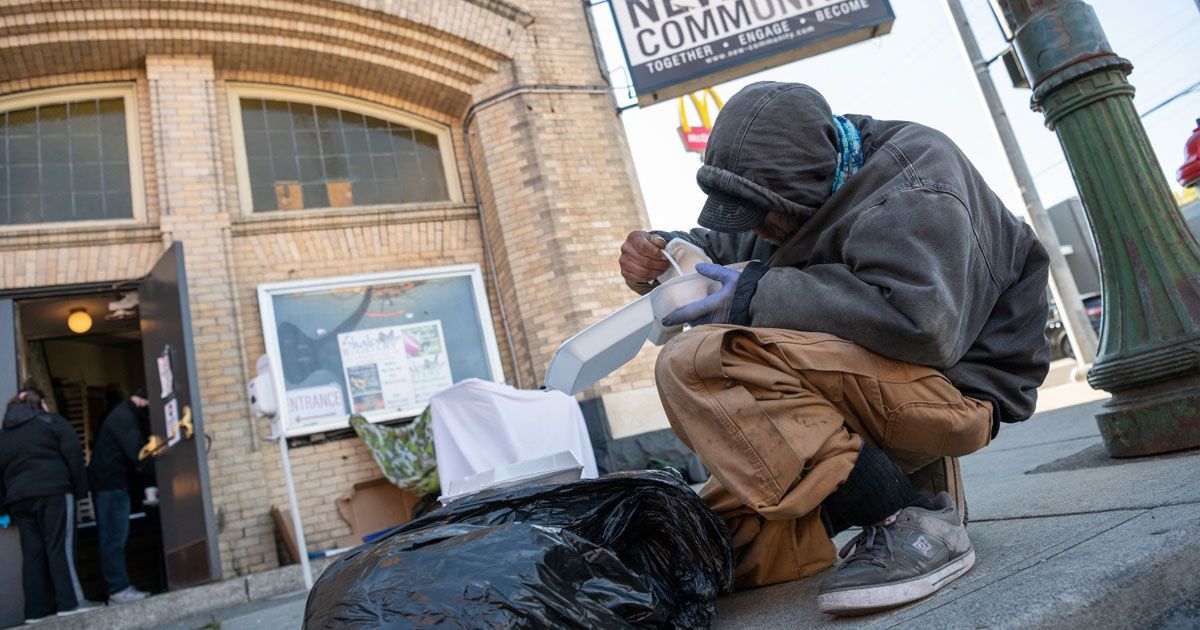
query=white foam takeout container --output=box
[438,450,584,505]
[544,271,719,395]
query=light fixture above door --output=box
[67,308,92,334]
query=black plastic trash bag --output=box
[304,470,733,629]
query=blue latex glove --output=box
[661,263,741,327]
[0,514,9,528]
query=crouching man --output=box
[619,82,1050,615]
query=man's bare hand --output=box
[619,231,670,288]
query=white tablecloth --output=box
[429,379,599,495]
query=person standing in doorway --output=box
[89,387,151,604]
[0,383,100,622]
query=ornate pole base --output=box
[1003,0,1200,457]
[1097,375,1200,458]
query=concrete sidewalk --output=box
[31,383,1199,629]
[716,392,1200,629]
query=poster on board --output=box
[337,321,454,416]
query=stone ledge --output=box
[229,202,479,237]
[0,223,161,252]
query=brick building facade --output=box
[0,0,668,589]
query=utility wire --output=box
[1140,78,1200,118]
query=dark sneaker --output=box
[818,491,974,615]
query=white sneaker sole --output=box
[818,547,976,616]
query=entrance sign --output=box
[678,88,724,153]
[610,0,895,105]
[257,265,504,437]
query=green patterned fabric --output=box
[350,410,440,496]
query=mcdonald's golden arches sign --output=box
[678,88,723,153]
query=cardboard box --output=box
[271,479,419,564]
[335,478,420,547]
[274,181,303,210]
[327,180,354,207]
[271,505,301,565]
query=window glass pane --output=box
[301,182,329,208]
[239,98,451,212]
[68,100,98,120]
[11,196,40,223]
[41,163,71,191]
[6,108,36,133]
[100,131,128,161]
[240,99,266,130]
[251,185,278,212]
[323,155,348,180]
[0,96,136,224]
[289,102,316,130]
[416,131,444,169]
[73,134,100,162]
[104,191,131,219]
[263,100,292,130]
[243,131,269,161]
[103,161,131,193]
[297,156,323,182]
[41,193,73,222]
[9,135,38,164]
[73,163,102,191]
[315,106,342,132]
[39,104,69,135]
[9,166,39,195]
[294,131,321,159]
[247,158,274,188]
[371,154,399,181]
[74,193,104,220]
[40,134,70,164]
[319,130,344,156]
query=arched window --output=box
[230,86,460,213]
[0,85,144,227]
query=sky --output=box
[589,0,1200,231]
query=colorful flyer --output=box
[337,321,454,417]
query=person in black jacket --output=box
[620,83,1049,614]
[88,387,151,604]
[0,384,99,621]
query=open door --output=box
[0,297,25,627]
[139,243,222,589]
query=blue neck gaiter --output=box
[831,115,863,194]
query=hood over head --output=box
[3,402,40,429]
[697,82,839,232]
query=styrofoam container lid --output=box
[544,272,724,394]
[647,273,719,346]
[544,293,656,395]
[439,451,584,504]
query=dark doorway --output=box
[0,243,221,626]
[11,289,167,605]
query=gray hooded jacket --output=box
[660,82,1050,430]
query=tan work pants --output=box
[655,326,992,589]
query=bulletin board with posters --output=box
[257,265,505,436]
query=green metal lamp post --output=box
[997,0,1200,457]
